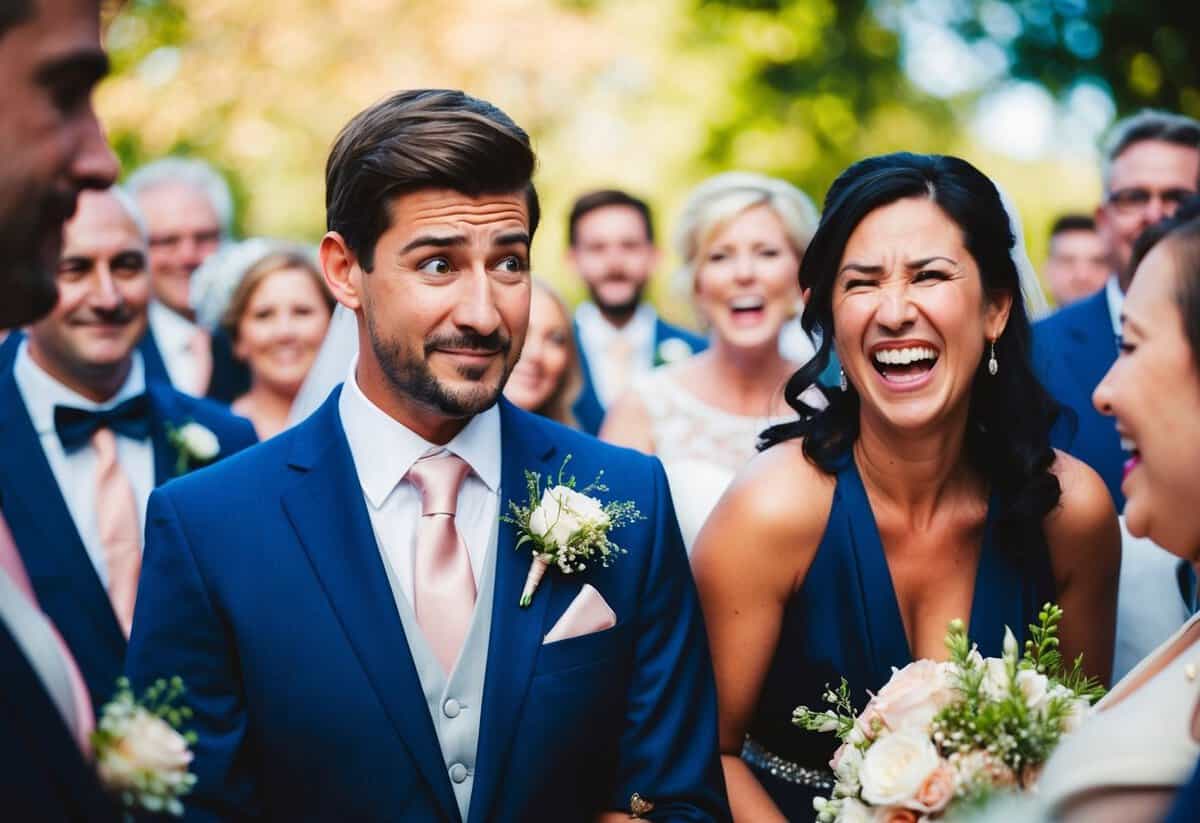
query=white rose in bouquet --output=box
[1015,669,1051,711]
[178,422,220,461]
[859,727,942,807]
[97,707,193,793]
[831,742,865,794]
[528,485,610,560]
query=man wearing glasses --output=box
[1035,109,1200,511]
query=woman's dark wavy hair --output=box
[761,153,1062,566]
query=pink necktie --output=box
[92,428,141,637]
[408,453,476,674]
[0,509,95,753]
[186,325,213,396]
[607,335,634,399]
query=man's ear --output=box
[320,231,363,312]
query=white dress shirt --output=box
[338,362,501,607]
[574,301,658,408]
[1105,274,1124,338]
[148,300,205,394]
[13,343,154,588]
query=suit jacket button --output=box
[449,763,469,784]
[443,698,461,718]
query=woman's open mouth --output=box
[870,344,939,387]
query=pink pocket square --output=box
[543,584,617,644]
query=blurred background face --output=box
[137,181,223,318]
[0,0,119,329]
[693,204,800,353]
[1094,239,1200,557]
[504,284,572,412]
[833,197,1009,435]
[234,268,333,398]
[569,205,657,319]
[26,189,150,392]
[1045,228,1109,306]
[1097,140,1199,290]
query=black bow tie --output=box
[54,394,152,453]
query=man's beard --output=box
[0,187,76,329]
[0,248,58,329]
[590,278,645,322]
[367,315,513,418]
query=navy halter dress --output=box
[742,453,1055,820]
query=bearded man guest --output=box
[567,189,708,434]
[1,0,120,816]
[125,89,729,822]
[0,186,256,715]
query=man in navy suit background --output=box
[0,185,257,714]
[567,189,708,434]
[1034,110,1200,510]
[126,89,728,822]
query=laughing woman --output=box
[691,154,1120,821]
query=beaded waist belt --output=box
[740,737,835,791]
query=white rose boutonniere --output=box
[165,421,220,476]
[502,455,645,606]
[654,337,694,367]
[93,677,197,817]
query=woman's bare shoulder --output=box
[1044,449,1121,575]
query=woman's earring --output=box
[987,339,998,376]
[839,368,848,391]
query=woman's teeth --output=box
[729,296,765,311]
[872,346,938,366]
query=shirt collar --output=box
[1105,275,1124,339]
[575,301,657,347]
[148,300,197,351]
[13,341,147,437]
[338,358,501,509]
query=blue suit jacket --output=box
[0,369,257,713]
[125,393,730,822]
[1032,288,1125,509]
[573,315,709,436]
[1165,757,1200,823]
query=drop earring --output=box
[839,368,848,391]
[987,339,998,376]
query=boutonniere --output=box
[502,455,645,607]
[92,677,197,818]
[653,337,694,367]
[165,421,220,476]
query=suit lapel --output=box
[137,330,172,388]
[571,322,605,435]
[1063,290,1117,401]
[279,394,460,822]
[468,401,557,823]
[146,381,183,486]
[0,369,124,664]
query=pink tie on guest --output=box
[185,325,213,396]
[0,509,95,754]
[92,428,142,637]
[408,453,476,674]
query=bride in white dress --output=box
[600,172,820,550]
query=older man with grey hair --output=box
[126,156,249,401]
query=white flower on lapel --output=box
[93,677,197,817]
[166,421,220,475]
[502,455,644,607]
[654,337,694,367]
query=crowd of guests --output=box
[6,2,1200,820]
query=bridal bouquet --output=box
[793,604,1104,822]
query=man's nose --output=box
[70,108,119,192]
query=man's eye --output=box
[495,256,527,273]
[417,258,452,275]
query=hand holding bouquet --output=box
[793,604,1103,821]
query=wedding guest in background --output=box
[567,188,708,434]
[1043,214,1110,308]
[126,156,250,402]
[0,187,256,713]
[692,153,1120,821]
[601,172,818,550]
[502,278,582,427]
[1034,110,1200,510]
[1,2,120,815]
[1037,210,1200,823]
[223,249,335,439]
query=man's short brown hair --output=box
[325,89,539,271]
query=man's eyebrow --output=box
[399,235,466,255]
[35,50,110,89]
[495,232,531,247]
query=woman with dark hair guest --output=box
[1035,204,1200,822]
[224,250,335,439]
[691,153,1120,821]
[502,278,583,426]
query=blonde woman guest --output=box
[224,250,335,439]
[502,279,583,427]
[600,172,819,550]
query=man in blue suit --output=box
[0,186,256,715]
[126,89,729,822]
[1034,110,1200,510]
[567,190,708,434]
